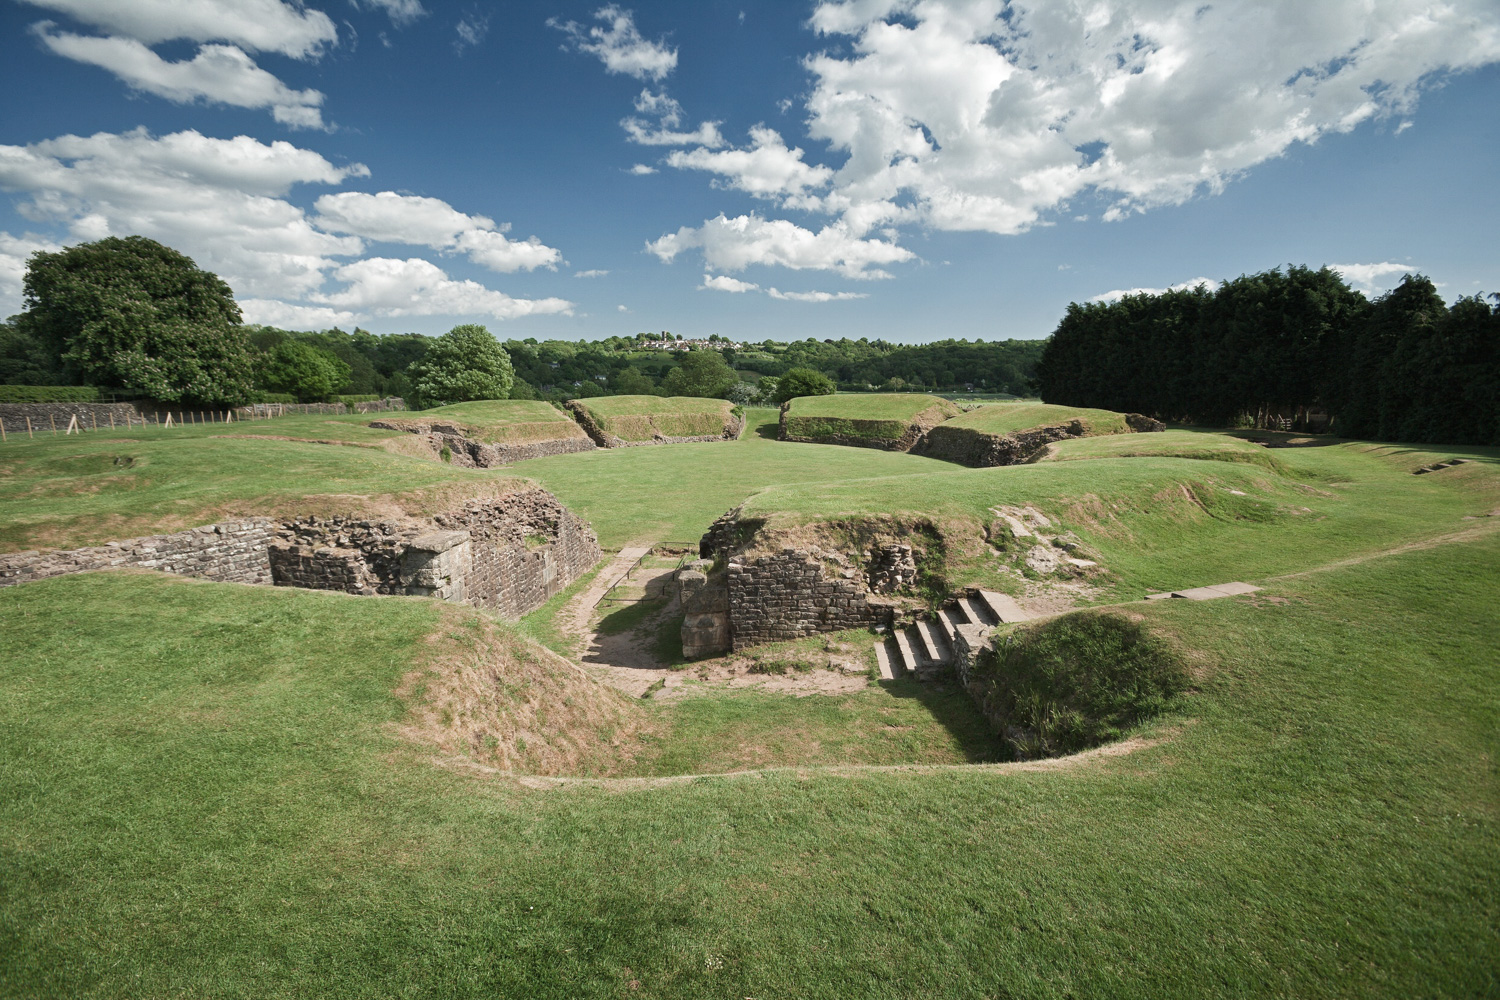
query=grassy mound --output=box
[1047,428,1294,474]
[567,395,742,446]
[373,400,589,445]
[0,427,529,552]
[943,401,1135,436]
[973,611,1191,759]
[779,392,961,450]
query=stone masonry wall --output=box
[0,402,144,431]
[726,549,892,650]
[0,519,277,589]
[368,418,596,467]
[2,489,600,620]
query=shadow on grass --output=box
[879,676,1005,763]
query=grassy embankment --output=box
[1,502,1495,996]
[371,399,590,445]
[0,423,524,553]
[942,401,1135,436]
[569,394,740,443]
[779,392,961,446]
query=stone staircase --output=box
[875,589,1031,681]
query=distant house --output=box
[640,338,744,351]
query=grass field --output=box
[2,516,1495,996]
[781,392,961,443]
[944,401,1134,436]
[570,394,739,442]
[2,400,1497,997]
[376,399,588,445]
[0,423,519,552]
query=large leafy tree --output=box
[661,348,737,398]
[256,341,351,402]
[407,324,514,407]
[772,366,836,404]
[20,236,255,404]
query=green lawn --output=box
[1046,427,1292,473]
[0,424,521,552]
[944,401,1133,435]
[572,394,739,442]
[386,399,587,444]
[782,392,961,421]
[1,513,1495,996]
[521,407,959,546]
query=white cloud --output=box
[790,0,1500,237]
[574,269,609,278]
[666,126,832,197]
[1332,261,1420,293]
[551,5,677,81]
[617,304,630,312]
[239,298,358,329]
[455,13,489,51]
[0,232,63,313]
[622,119,724,147]
[354,0,426,27]
[627,163,658,175]
[648,213,914,280]
[314,191,562,272]
[766,287,868,302]
[1090,277,1220,303]
[0,128,366,299]
[35,28,326,129]
[18,0,338,58]
[313,257,574,319]
[702,274,760,293]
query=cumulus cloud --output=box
[550,5,677,81]
[794,0,1500,236]
[574,269,609,278]
[312,257,574,319]
[34,28,327,129]
[1090,277,1220,303]
[0,128,366,299]
[620,89,724,147]
[766,287,867,302]
[1332,261,1420,293]
[701,273,759,293]
[666,126,832,197]
[17,0,339,58]
[648,213,914,280]
[313,191,562,272]
[239,298,358,329]
[0,232,63,309]
[627,163,658,175]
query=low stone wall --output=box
[0,519,277,589]
[368,418,596,467]
[0,488,600,619]
[0,401,144,431]
[725,549,892,650]
[778,401,957,452]
[677,566,731,660]
[565,401,743,448]
[236,398,405,419]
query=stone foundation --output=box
[725,548,894,650]
[914,414,1163,467]
[368,418,596,467]
[0,488,600,619]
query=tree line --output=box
[1036,266,1500,445]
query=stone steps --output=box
[873,589,1035,684]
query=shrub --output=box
[975,611,1190,759]
[0,385,101,403]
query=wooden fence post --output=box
[109,413,115,430]
[0,417,6,442]
[91,413,98,431]
[27,417,34,438]
[65,415,79,435]
[50,414,57,434]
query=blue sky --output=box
[1,0,1497,343]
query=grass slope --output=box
[1,525,1495,996]
[781,392,961,444]
[379,400,588,445]
[0,426,524,552]
[945,401,1133,436]
[572,395,738,442]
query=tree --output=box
[256,340,351,402]
[19,235,254,404]
[661,349,737,398]
[406,324,514,408]
[773,366,836,404]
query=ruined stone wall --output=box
[0,519,276,589]
[725,549,892,650]
[915,415,1164,467]
[0,401,145,430]
[2,489,600,620]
